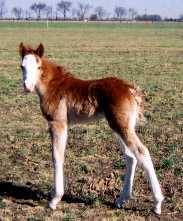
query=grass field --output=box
[0,22,182,220]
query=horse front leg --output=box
[49,121,68,210]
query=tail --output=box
[129,85,146,125]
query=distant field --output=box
[0,22,182,220]
[0,20,183,29]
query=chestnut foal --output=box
[19,43,164,214]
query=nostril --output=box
[24,81,34,92]
[23,83,29,92]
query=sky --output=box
[5,0,183,18]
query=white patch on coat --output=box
[22,54,40,92]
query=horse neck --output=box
[36,58,74,117]
[36,58,66,96]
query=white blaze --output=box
[22,54,39,92]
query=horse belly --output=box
[67,108,103,125]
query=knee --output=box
[125,147,136,160]
[124,147,137,166]
[49,121,67,133]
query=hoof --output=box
[115,197,125,209]
[49,201,57,210]
[154,196,164,215]
[48,194,62,210]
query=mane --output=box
[41,58,73,79]
[39,57,98,120]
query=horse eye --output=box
[38,66,41,70]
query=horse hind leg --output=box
[133,133,164,214]
[105,98,164,214]
[116,127,164,214]
[115,136,137,208]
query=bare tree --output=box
[12,7,23,19]
[0,1,6,18]
[25,10,31,20]
[179,14,183,20]
[30,3,38,18]
[30,2,47,19]
[95,6,106,20]
[128,8,137,20]
[76,2,91,20]
[45,6,53,19]
[72,8,77,19]
[57,1,72,20]
[114,6,127,22]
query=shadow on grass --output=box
[0,181,93,206]
[62,194,93,205]
[0,181,46,201]
[0,181,148,213]
[102,198,147,213]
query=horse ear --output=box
[19,42,26,58]
[36,43,44,57]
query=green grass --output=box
[0,22,182,220]
[1,21,183,30]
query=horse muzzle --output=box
[24,81,35,92]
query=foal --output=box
[19,43,164,214]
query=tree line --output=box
[0,0,182,22]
